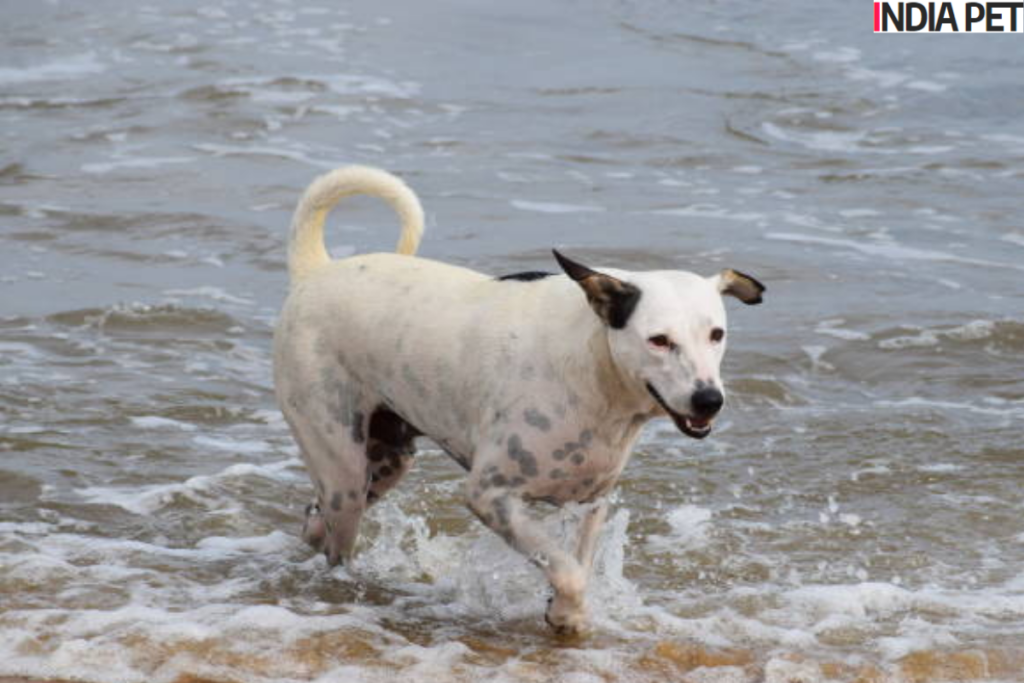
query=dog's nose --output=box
[691,386,724,417]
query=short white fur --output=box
[273,166,763,635]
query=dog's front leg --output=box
[466,477,589,635]
[574,499,609,575]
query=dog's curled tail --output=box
[287,165,424,282]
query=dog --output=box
[272,166,764,635]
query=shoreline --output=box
[3,644,1023,683]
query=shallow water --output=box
[2,1,1024,682]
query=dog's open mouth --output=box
[646,383,713,440]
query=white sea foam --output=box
[877,320,996,350]
[0,53,106,85]
[1002,232,1024,248]
[766,233,1023,271]
[164,285,255,306]
[647,505,713,553]
[510,200,606,214]
[76,478,227,515]
[874,396,1023,418]
[815,318,870,341]
[846,67,910,89]
[838,208,882,218]
[651,205,765,223]
[812,47,861,64]
[906,80,948,93]
[801,345,834,371]
[193,142,337,168]
[917,463,963,474]
[196,531,298,555]
[322,74,420,98]
[81,156,196,174]
[193,435,270,454]
[129,416,197,431]
[248,89,316,105]
[4,487,1023,683]
[74,459,300,514]
[762,122,867,153]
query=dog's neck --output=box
[557,303,656,429]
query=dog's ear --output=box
[553,249,642,329]
[716,269,765,305]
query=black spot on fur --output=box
[368,443,386,462]
[352,412,367,443]
[507,435,539,477]
[523,408,552,432]
[497,270,554,282]
[330,491,343,511]
[493,496,511,528]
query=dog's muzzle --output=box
[646,383,715,439]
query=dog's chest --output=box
[482,419,635,505]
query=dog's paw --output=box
[544,594,590,638]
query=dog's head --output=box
[553,250,764,439]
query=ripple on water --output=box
[45,304,245,337]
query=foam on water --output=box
[193,142,340,169]
[73,458,302,514]
[766,232,1024,271]
[814,319,870,342]
[651,205,766,223]
[647,505,713,553]
[7,424,1024,683]
[877,320,997,349]
[510,200,606,214]
[762,123,868,154]
[0,52,106,85]
[81,156,196,175]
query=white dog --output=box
[273,166,764,634]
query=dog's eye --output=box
[710,328,725,343]
[648,334,675,350]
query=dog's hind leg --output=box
[279,365,372,566]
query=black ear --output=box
[717,269,765,305]
[553,249,642,329]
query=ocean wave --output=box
[46,303,245,336]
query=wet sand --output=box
[3,644,1023,683]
